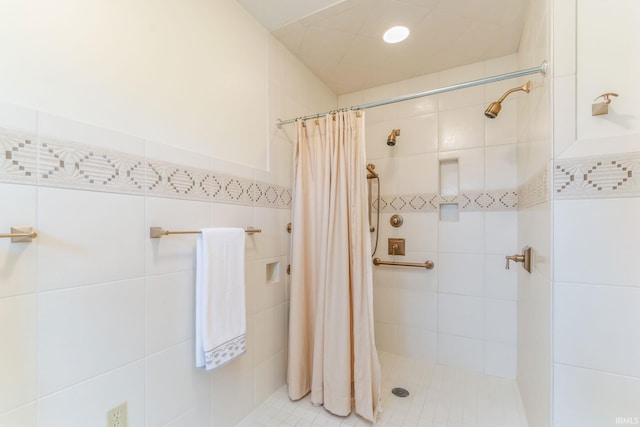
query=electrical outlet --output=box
[106,402,127,427]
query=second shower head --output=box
[387,129,400,146]
[484,81,531,119]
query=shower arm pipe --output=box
[276,61,547,127]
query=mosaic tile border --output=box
[0,127,291,208]
[375,190,518,213]
[518,165,549,209]
[554,152,640,199]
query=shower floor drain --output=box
[391,387,410,397]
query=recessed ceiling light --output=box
[383,26,410,44]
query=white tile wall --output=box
[438,333,484,373]
[484,298,517,344]
[0,403,37,427]
[37,188,146,291]
[554,364,640,427]
[0,40,314,423]
[397,288,437,330]
[0,183,38,297]
[38,278,146,395]
[146,341,209,427]
[396,113,439,156]
[439,294,484,339]
[0,295,37,413]
[350,55,520,380]
[439,106,485,151]
[396,152,439,194]
[485,342,517,379]
[555,198,640,287]
[485,211,518,254]
[38,361,146,427]
[439,211,485,253]
[439,252,484,296]
[550,2,640,425]
[484,254,518,300]
[145,270,195,355]
[554,282,640,378]
[439,148,485,192]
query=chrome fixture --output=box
[484,81,531,119]
[505,246,532,273]
[387,129,400,146]
[0,227,38,243]
[592,92,619,116]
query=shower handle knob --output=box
[505,254,524,269]
[504,246,532,273]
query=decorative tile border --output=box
[0,127,292,209]
[375,190,518,213]
[554,152,640,200]
[1,128,38,185]
[518,165,549,209]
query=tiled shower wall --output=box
[0,34,337,427]
[551,0,640,425]
[339,54,524,379]
[515,0,552,425]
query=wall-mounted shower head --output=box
[484,81,531,119]
[387,129,400,146]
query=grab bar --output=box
[150,226,261,238]
[373,257,434,270]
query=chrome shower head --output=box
[484,81,531,119]
[387,129,400,146]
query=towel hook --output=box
[594,92,619,104]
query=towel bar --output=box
[0,227,38,243]
[150,227,261,238]
[373,257,434,270]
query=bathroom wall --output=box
[515,0,553,425]
[338,54,522,379]
[0,2,336,426]
[552,0,640,425]
[0,0,266,170]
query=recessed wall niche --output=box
[266,261,280,285]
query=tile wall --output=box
[339,54,524,379]
[515,0,553,426]
[0,104,289,427]
[0,34,337,427]
[551,0,640,425]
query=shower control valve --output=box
[505,254,525,269]
[505,246,532,273]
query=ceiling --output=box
[237,0,529,95]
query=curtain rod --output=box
[276,61,548,128]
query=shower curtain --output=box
[287,110,381,422]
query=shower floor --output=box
[236,351,529,427]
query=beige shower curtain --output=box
[287,110,381,422]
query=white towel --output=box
[195,228,246,370]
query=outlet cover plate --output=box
[107,402,127,427]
